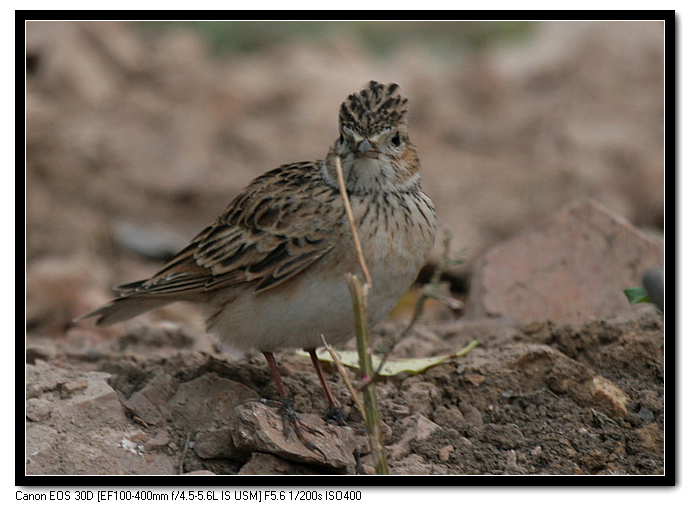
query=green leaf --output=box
[298,341,479,376]
[624,287,652,305]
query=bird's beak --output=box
[357,139,376,158]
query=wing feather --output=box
[117,162,340,299]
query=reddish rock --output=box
[466,198,663,323]
[230,401,356,473]
[238,452,319,475]
[167,373,259,431]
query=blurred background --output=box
[25,21,664,336]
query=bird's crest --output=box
[339,81,408,137]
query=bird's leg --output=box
[306,348,346,425]
[261,351,325,457]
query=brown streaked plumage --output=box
[78,81,436,454]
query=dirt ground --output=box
[24,21,665,476]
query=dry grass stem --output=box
[345,273,388,475]
[320,335,367,421]
[334,155,388,474]
[334,156,372,287]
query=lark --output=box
[79,81,436,452]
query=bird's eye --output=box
[390,132,402,147]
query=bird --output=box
[78,80,437,453]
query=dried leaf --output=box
[298,340,478,376]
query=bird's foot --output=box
[261,396,326,458]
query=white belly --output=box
[205,256,419,352]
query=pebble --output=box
[438,445,454,462]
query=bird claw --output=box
[278,396,326,458]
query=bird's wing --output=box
[118,163,341,298]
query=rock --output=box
[230,401,355,473]
[638,407,655,424]
[438,444,454,462]
[60,377,89,397]
[194,427,246,460]
[402,381,441,417]
[42,371,126,432]
[143,430,171,451]
[26,398,52,422]
[167,373,259,431]
[386,403,411,418]
[587,375,629,418]
[388,414,442,461]
[635,424,663,452]
[123,372,178,426]
[431,406,465,427]
[458,403,484,427]
[503,449,527,474]
[124,391,165,426]
[390,453,447,475]
[25,361,168,474]
[642,267,664,311]
[238,452,320,475]
[25,424,59,465]
[466,198,663,323]
[487,343,630,419]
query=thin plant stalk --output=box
[345,274,388,475]
[334,157,372,286]
[320,335,367,421]
[334,156,388,475]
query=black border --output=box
[19,11,675,487]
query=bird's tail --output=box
[75,296,170,327]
